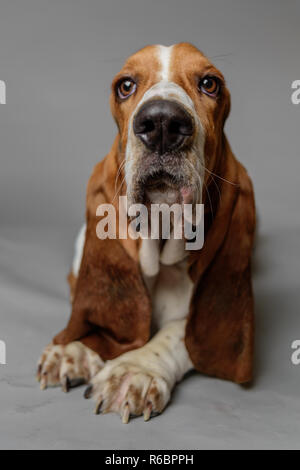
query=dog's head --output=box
[110,43,230,207]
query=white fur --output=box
[134,80,196,112]
[139,238,160,278]
[90,319,193,420]
[160,236,188,265]
[139,237,193,329]
[158,45,173,81]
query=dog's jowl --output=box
[36,43,256,423]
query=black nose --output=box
[133,99,194,154]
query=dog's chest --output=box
[139,238,194,331]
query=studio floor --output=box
[0,223,299,450]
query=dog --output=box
[36,43,256,423]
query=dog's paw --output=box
[85,359,171,423]
[36,341,104,392]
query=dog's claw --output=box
[61,375,71,393]
[94,399,103,415]
[143,402,152,421]
[122,402,130,424]
[40,373,47,390]
[36,365,42,382]
[84,385,93,399]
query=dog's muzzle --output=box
[133,99,194,155]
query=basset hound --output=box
[36,43,256,423]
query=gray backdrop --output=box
[0,0,300,450]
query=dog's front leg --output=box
[85,319,193,423]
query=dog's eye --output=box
[198,76,220,97]
[117,79,136,99]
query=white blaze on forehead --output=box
[133,81,196,118]
[157,45,174,81]
[130,45,194,116]
[125,44,206,192]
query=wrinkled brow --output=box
[196,64,225,81]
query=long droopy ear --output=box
[53,141,151,360]
[185,143,256,384]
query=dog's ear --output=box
[221,85,231,129]
[53,142,151,359]
[186,146,256,384]
[53,225,151,359]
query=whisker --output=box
[114,158,126,193]
[112,172,126,205]
[209,53,233,59]
[200,164,238,186]
[208,174,221,202]
[185,158,203,205]
[185,158,215,217]
[203,180,214,218]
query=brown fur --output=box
[53,43,255,383]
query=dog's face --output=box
[110,43,230,207]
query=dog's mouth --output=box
[144,171,182,205]
[126,144,200,206]
[145,171,180,192]
[130,169,194,206]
